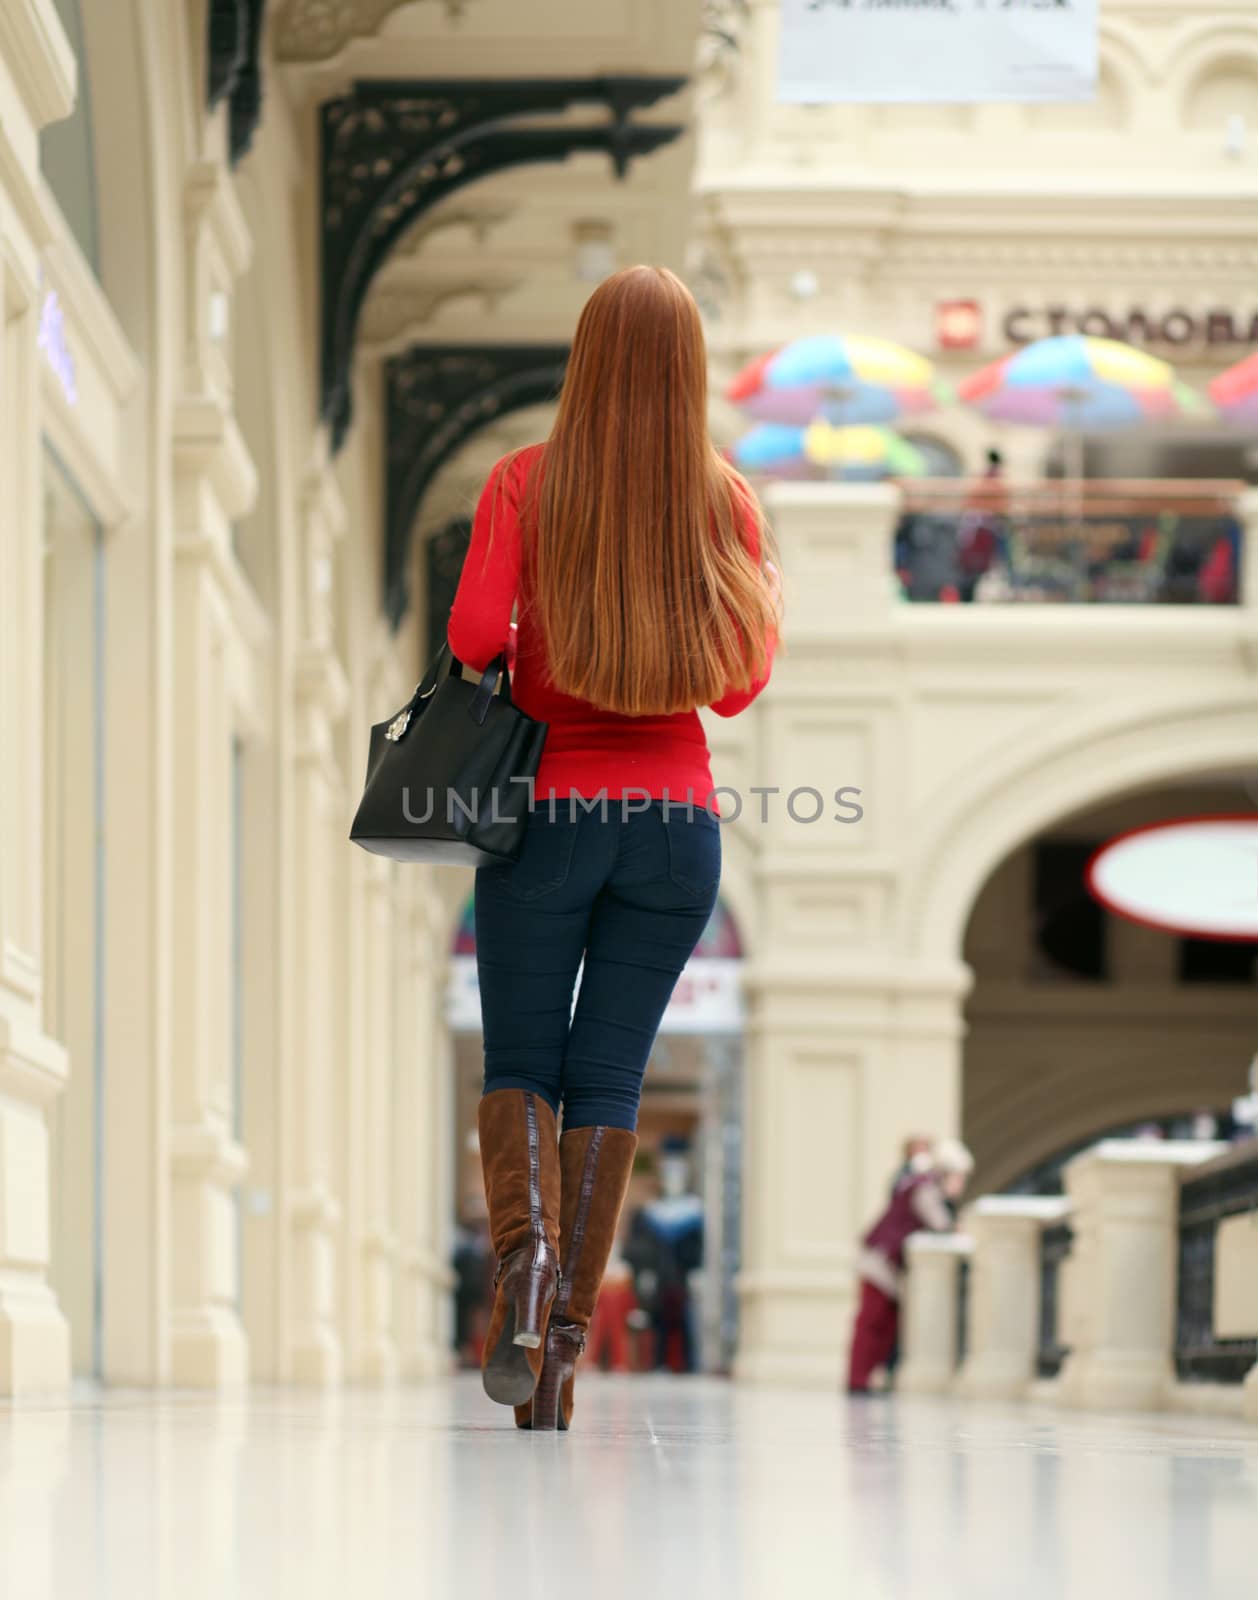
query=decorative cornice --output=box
[319,75,686,448]
[383,342,568,626]
[184,160,254,279]
[274,0,471,63]
[358,270,526,350]
[0,0,76,131]
[173,396,259,520]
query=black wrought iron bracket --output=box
[384,343,570,628]
[207,0,268,166]
[321,76,686,449]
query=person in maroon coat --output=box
[847,1138,975,1393]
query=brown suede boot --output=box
[478,1089,561,1408]
[517,1124,638,1432]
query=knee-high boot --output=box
[516,1124,638,1431]
[478,1089,561,1408]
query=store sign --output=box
[1005,305,1258,349]
[778,0,1097,106]
[1086,818,1258,942]
[936,300,983,351]
[445,956,744,1036]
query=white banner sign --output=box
[445,956,744,1036]
[778,0,1098,105]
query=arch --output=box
[1167,21,1258,115]
[905,693,1258,963]
[383,343,569,626]
[319,78,684,446]
[1183,55,1258,132]
[967,1015,1250,1197]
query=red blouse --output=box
[447,444,775,809]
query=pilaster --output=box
[167,159,260,1387]
[286,465,350,1384]
[0,47,73,1391]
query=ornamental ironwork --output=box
[320,76,685,449]
[384,343,569,627]
[207,0,269,165]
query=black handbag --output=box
[349,641,548,866]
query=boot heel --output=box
[510,1252,556,1348]
[531,1357,562,1431]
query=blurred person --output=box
[847,1137,975,1395]
[451,1218,494,1368]
[956,448,1008,602]
[625,1142,705,1373]
[889,1134,934,1198]
[449,266,781,1431]
[583,1245,638,1373]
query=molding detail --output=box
[383,342,569,626]
[275,0,469,63]
[0,0,76,129]
[320,76,686,448]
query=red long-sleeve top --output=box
[447,444,775,808]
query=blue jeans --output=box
[474,800,722,1130]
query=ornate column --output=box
[288,465,350,1382]
[734,483,970,1384]
[168,159,260,1385]
[0,0,76,1394]
[955,1196,1070,1401]
[1058,1141,1224,1412]
[360,857,399,1381]
[899,1232,972,1395]
[393,878,453,1378]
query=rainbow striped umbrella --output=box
[728,335,947,427]
[959,336,1206,428]
[1208,352,1258,426]
[734,422,928,482]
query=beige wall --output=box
[0,0,704,1393]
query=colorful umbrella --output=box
[1208,352,1258,426]
[731,422,820,477]
[958,336,1206,429]
[727,335,947,427]
[733,422,928,482]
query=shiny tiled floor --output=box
[2,1374,1255,1599]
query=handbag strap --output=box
[406,637,514,727]
[469,654,511,725]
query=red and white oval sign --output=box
[1086,817,1258,942]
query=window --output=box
[40,0,100,274]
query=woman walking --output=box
[448,265,780,1430]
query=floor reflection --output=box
[1,1377,1255,1598]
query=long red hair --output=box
[489,265,780,716]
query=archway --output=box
[960,774,1256,1197]
[905,694,1258,965]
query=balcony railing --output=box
[1175,1139,1258,1386]
[896,479,1244,605]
